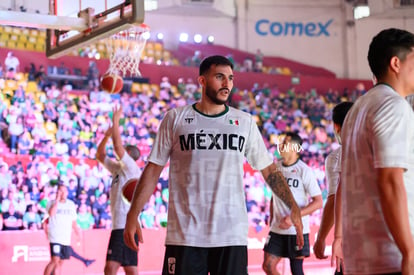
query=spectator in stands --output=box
[177,77,186,96]
[97,204,112,229]
[242,57,253,72]
[24,108,37,132]
[92,192,108,227]
[140,201,156,229]
[22,204,41,230]
[66,178,78,200]
[155,204,168,228]
[60,168,79,187]
[40,167,58,188]
[55,138,69,156]
[57,62,69,75]
[28,63,37,81]
[17,130,33,155]
[1,187,17,213]
[2,202,23,230]
[46,83,61,100]
[191,50,202,67]
[56,155,74,176]
[184,78,198,100]
[67,134,80,157]
[35,64,47,90]
[26,163,40,190]
[254,49,264,72]
[77,203,95,230]
[12,85,26,106]
[8,116,24,153]
[79,124,94,148]
[4,52,20,79]
[87,61,100,89]
[160,76,171,90]
[56,124,72,143]
[43,101,58,123]
[0,164,12,190]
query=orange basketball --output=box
[101,74,123,94]
[122,178,139,202]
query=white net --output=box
[105,23,150,77]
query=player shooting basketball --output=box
[96,105,142,275]
[124,55,304,275]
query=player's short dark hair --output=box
[284,132,303,146]
[332,101,354,127]
[199,55,234,76]
[368,28,414,80]
[126,145,141,161]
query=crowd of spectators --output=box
[0,52,367,233]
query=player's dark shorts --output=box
[162,245,248,275]
[106,229,138,266]
[263,232,310,259]
[49,243,71,260]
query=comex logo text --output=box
[255,19,333,37]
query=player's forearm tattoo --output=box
[267,170,295,209]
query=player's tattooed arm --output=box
[266,169,296,208]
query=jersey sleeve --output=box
[119,152,140,177]
[119,152,141,185]
[148,109,175,166]
[325,149,340,196]
[103,156,120,174]
[244,117,273,170]
[371,99,411,170]
[303,166,322,197]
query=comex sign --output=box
[255,19,333,37]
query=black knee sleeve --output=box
[289,258,304,275]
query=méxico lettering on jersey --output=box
[179,131,246,152]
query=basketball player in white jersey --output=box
[124,55,304,275]
[43,184,80,275]
[96,105,141,275]
[332,28,414,274]
[263,132,322,275]
[313,102,353,275]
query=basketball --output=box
[122,178,139,202]
[101,74,124,94]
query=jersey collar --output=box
[192,103,229,118]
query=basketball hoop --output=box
[105,23,150,77]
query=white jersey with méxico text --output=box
[46,199,77,245]
[341,84,414,274]
[149,104,273,247]
[325,147,341,196]
[270,160,321,235]
[104,153,141,229]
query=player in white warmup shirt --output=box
[332,28,414,275]
[313,101,353,275]
[124,55,304,275]
[263,132,322,275]
[43,184,80,275]
[97,105,142,275]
